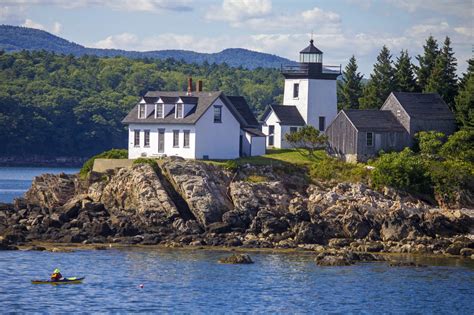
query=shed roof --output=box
[343,109,406,132]
[261,105,306,126]
[389,92,455,120]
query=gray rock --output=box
[218,254,253,264]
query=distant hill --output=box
[0,25,296,69]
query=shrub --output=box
[79,149,128,178]
[370,148,432,195]
[224,160,239,171]
[439,129,474,162]
[429,159,474,205]
[415,131,445,156]
[132,158,159,173]
[284,125,327,160]
[310,156,369,183]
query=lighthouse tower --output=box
[281,39,340,132]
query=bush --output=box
[132,158,159,173]
[429,159,474,205]
[310,156,369,183]
[440,129,474,162]
[224,160,239,171]
[79,149,128,178]
[370,148,432,195]
[415,131,445,156]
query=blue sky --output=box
[1,0,472,76]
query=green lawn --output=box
[205,148,327,167]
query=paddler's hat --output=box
[53,268,60,273]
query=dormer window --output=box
[139,104,146,119]
[156,103,164,118]
[176,103,183,118]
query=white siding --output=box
[128,123,196,159]
[282,78,337,132]
[250,136,266,156]
[194,98,241,159]
[262,111,282,148]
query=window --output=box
[268,125,274,146]
[183,130,190,148]
[366,132,373,146]
[144,130,150,147]
[158,129,165,153]
[319,116,326,131]
[290,127,298,133]
[293,83,299,98]
[173,130,179,147]
[139,104,145,118]
[134,130,140,147]
[176,104,183,118]
[214,105,222,123]
[157,104,163,118]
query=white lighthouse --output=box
[261,39,341,149]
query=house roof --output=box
[143,96,159,103]
[243,127,266,137]
[227,96,259,127]
[122,91,257,128]
[389,92,455,120]
[343,109,406,132]
[300,39,323,54]
[261,105,306,126]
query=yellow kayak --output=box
[31,277,85,285]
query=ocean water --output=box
[0,249,473,313]
[0,167,79,203]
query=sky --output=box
[0,0,472,76]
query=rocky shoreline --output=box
[1,157,473,260]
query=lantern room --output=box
[299,39,323,63]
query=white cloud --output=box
[22,18,45,30]
[0,5,26,24]
[52,21,62,34]
[206,0,272,23]
[386,0,472,18]
[93,33,139,49]
[0,0,193,12]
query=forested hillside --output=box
[0,50,283,157]
[0,25,295,69]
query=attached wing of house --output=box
[260,104,305,149]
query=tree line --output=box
[0,50,283,157]
[337,36,473,129]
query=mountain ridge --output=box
[0,25,296,69]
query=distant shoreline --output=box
[0,156,86,168]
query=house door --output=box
[239,135,243,157]
[268,125,274,146]
[375,133,382,150]
[158,128,165,153]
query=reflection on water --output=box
[1,248,473,313]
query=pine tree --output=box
[338,55,364,110]
[459,58,474,89]
[416,36,439,91]
[454,58,474,128]
[394,50,418,92]
[359,46,395,109]
[425,37,458,109]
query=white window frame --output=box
[175,104,183,119]
[134,130,140,147]
[173,130,180,148]
[144,130,150,147]
[183,130,190,148]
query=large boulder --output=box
[218,253,253,264]
[99,164,179,218]
[24,173,78,209]
[161,158,233,227]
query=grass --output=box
[205,148,326,167]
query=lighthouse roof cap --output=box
[300,39,323,54]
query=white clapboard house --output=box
[122,80,266,160]
[261,40,341,148]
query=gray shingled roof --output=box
[242,127,265,137]
[391,92,455,120]
[122,91,258,128]
[227,96,259,127]
[261,105,306,126]
[300,39,323,54]
[343,110,406,132]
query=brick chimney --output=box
[197,80,203,92]
[187,77,193,95]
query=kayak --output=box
[31,277,85,285]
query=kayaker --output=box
[50,268,63,282]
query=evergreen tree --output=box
[338,55,364,110]
[454,59,474,128]
[459,58,474,89]
[416,36,439,91]
[359,46,395,109]
[394,50,418,92]
[425,37,458,109]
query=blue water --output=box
[0,249,473,313]
[0,167,79,203]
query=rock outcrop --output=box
[1,158,473,257]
